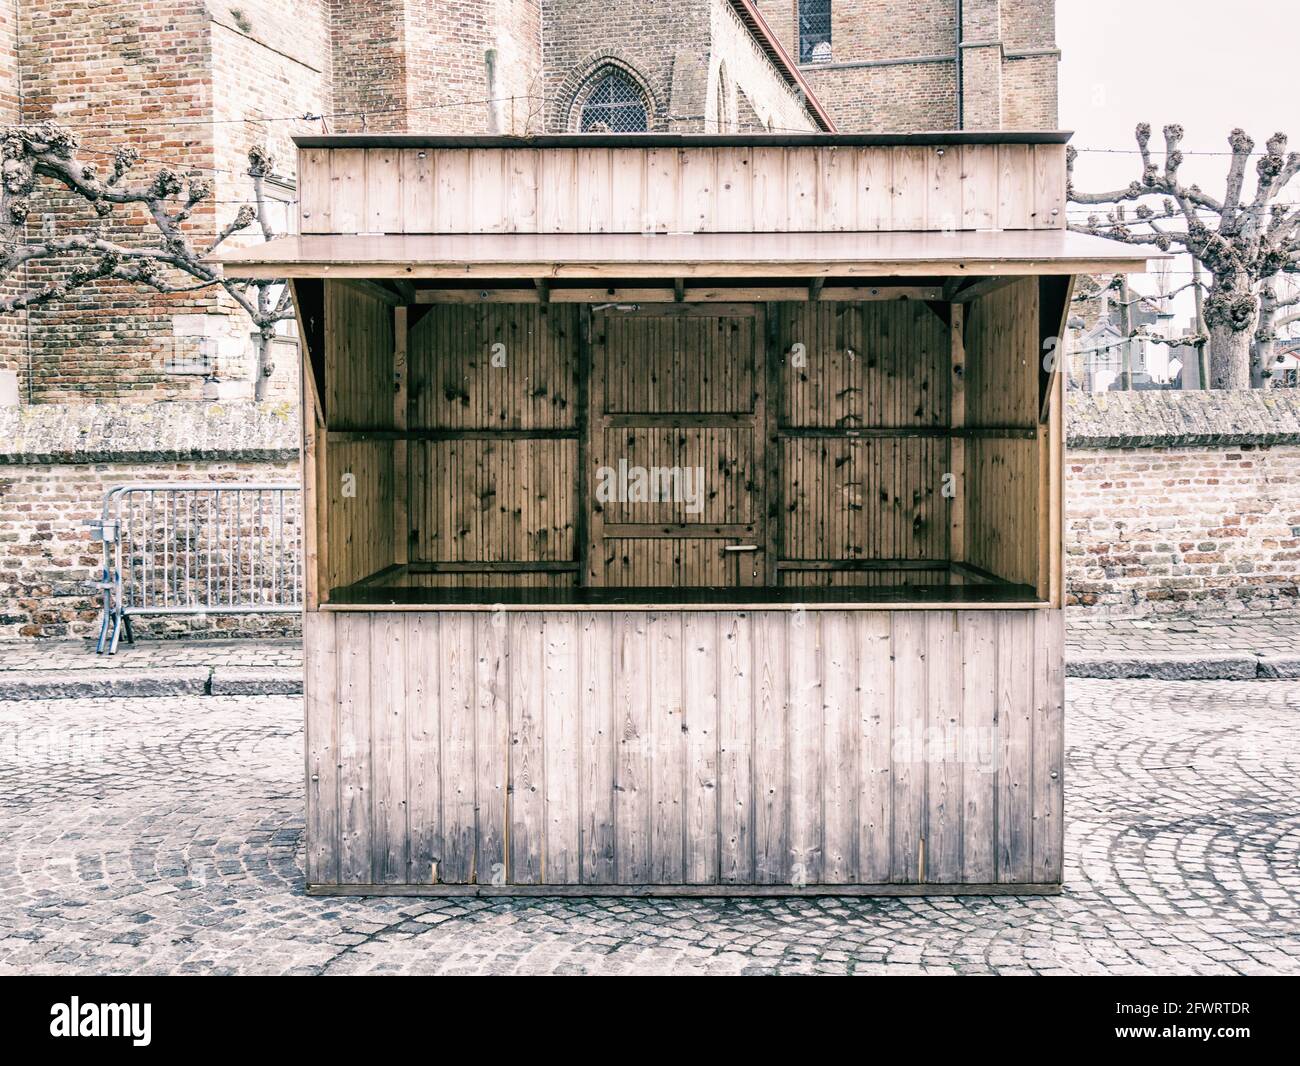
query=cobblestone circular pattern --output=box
[1,678,1297,975]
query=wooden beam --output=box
[390,280,416,303]
[948,302,965,571]
[809,277,825,301]
[339,278,402,305]
[412,283,945,304]
[392,305,409,567]
[289,279,326,426]
[534,277,551,303]
[951,276,1017,303]
[1038,274,1074,424]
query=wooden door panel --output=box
[588,306,768,588]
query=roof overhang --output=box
[215,230,1159,280]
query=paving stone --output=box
[209,668,302,696]
[1067,653,1258,681]
[0,668,210,700]
[0,678,1297,975]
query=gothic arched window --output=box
[579,70,649,133]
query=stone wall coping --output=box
[2,392,1297,462]
[1067,390,1300,449]
[0,401,301,464]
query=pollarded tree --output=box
[0,120,292,399]
[1068,123,1300,389]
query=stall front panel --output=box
[214,133,1154,895]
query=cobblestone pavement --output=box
[1,678,1298,976]
[1068,616,1300,658]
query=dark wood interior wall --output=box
[324,283,396,592]
[962,280,1040,587]
[405,304,579,586]
[331,293,1042,593]
[775,300,951,587]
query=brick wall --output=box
[12,0,218,403]
[707,0,817,132]
[1066,392,1300,619]
[544,0,711,130]
[754,0,1058,131]
[0,401,301,639]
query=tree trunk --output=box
[252,332,273,401]
[1208,324,1251,389]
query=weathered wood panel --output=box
[305,607,1064,890]
[299,144,1066,236]
[963,278,1041,587]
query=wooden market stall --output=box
[218,132,1153,896]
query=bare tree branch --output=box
[1069,122,1300,389]
[0,120,294,398]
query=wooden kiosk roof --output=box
[217,229,1153,279]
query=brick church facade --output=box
[0,0,1058,401]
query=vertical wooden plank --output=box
[580,612,617,882]
[822,612,858,883]
[614,612,652,883]
[753,610,788,883]
[370,612,407,883]
[750,146,788,232]
[949,304,966,568]
[406,613,441,885]
[927,144,962,232]
[509,612,544,883]
[643,147,681,233]
[577,146,614,233]
[439,612,475,883]
[474,612,508,885]
[856,612,894,882]
[1033,610,1065,882]
[468,149,508,233]
[400,148,435,233]
[714,146,753,232]
[329,148,366,234]
[857,147,893,230]
[538,148,579,232]
[996,611,1033,882]
[960,143,998,231]
[719,610,755,883]
[337,613,372,884]
[817,146,857,232]
[997,144,1033,230]
[925,611,962,882]
[609,148,647,232]
[678,147,716,233]
[393,308,408,566]
[892,147,928,230]
[647,612,685,883]
[1032,144,1066,229]
[366,148,402,232]
[784,147,819,231]
[304,612,339,885]
[890,611,927,883]
[960,611,997,882]
[543,613,581,883]
[433,148,471,233]
[299,149,332,234]
[506,147,540,233]
[683,612,720,884]
[787,609,823,886]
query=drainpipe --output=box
[955,0,964,129]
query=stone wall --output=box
[0,402,300,640]
[1066,391,1300,619]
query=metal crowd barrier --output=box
[87,483,303,654]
